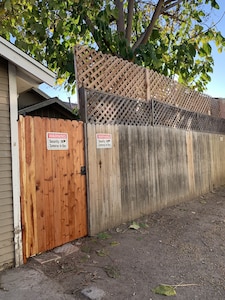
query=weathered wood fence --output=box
[74,45,225,236]
[87,125,225,235]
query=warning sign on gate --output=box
[96,133,112,149]
[46,132,68,150]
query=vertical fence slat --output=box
[34,117,46,253]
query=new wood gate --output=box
[19,116,87,261]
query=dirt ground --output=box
[25,186,225,299]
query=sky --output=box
[39,0,225,102]
[205,0,225,98]
[39,82,78,103]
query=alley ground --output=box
[1,186,225,299]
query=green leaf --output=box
[153,285,176,296]
[202,43,212,56]
[129,222,140,230]
[110,241,120,246]
[97,232,112,240]
[188,44,196,57]
[151,29,160,40]
[96,249,108,257]
[210,0,220,9]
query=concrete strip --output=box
[0,268,74,300]
[32,252,61,264]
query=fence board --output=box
[44,118,54,250]
[87,124,122,234]
[72,121,87,238]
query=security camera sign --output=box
[46,132,68,150]
[96,133,112,149]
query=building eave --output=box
[0,37,55,86]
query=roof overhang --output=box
[18,97,77,119]
[19,97,74,114]
[0,37,56,91]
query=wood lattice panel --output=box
[74,46,146,101]
[153,100,225,134]
[74,45,222,118]
[85,89,152,126]
[146,69,212,115]
[83,88,225,134]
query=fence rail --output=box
[79,88,225,135]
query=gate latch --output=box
[80,166,86,175]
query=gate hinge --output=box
[80,166,86,175]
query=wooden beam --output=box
[8,62,23,267]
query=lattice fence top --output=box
[153,100,225,134]
[80,88,225,135]
[74,46,146,101]
[74,45,222,118]
[85,89,152,126]
[146,69,212,115]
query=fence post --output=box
[78,87,87,123]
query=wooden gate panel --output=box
[19,116,87,260]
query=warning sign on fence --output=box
[96,133,112,149]
[46,132,68,150]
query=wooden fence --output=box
[86,124,225,235]
[19,116,87,260]
[79,88,225,134]
[74,46,223,118]
[74,46,225,236]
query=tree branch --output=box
[115,0,125,35]
[162,0,183,12]
[83,15,113,53]
[132,0,165,51]
[125,0,134,44]
[83,15,95,38]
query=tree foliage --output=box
[0,0,225,92]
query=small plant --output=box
[139,222,149,228]
[97,232,112,240]
[96,249,108,257]
[110,241,120,246]
[81,245,92,254]
[104,265,120,279]
[79,254,90,263]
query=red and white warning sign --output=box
[96,133,112,149]
[46,132,68,150]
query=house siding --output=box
[0,57,14,270]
